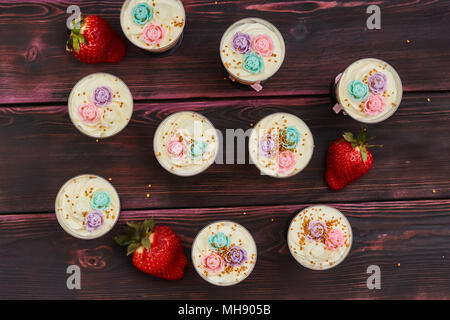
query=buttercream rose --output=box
[201,252,224,273]
[307,220,327,240]
[348,80,369,101]
[232,32,251,54]
[84,210,104,232]
[189,140,207,160]
[259,134,276,158]
[208,232,230,251]
[279,126,300,150]
[142,23,165,45]
[167,136,186,160]
[132,3,152,26]
[93,86,112,107]
[91,190,111,210]
[325,229,345,250]
[243,52,264,74]
[224,246,247,266]
[251,34,274,57]
[363,94,385,115]
[78,103,100,123]
[368,72,387,94]
[278,150,296,173]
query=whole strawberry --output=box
[114,219,187,280]
[326,128,380,190]
[66,15,126,64]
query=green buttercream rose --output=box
[208,232,230,251]
[190,140,208,160]
[279,126,300,150]
[348,80,369,101]
[91,191,111,210]
[243,52,264,74]
[132,3,152,26]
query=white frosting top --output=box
[55,174,120,239]
[120,0,185,51]
[68,73,133,138]
[220,18,285,84]
[249,113,314,178]
[153,111,219,176]
[288,206,352,270]
[192,221,257,286]
[336,58,403,123]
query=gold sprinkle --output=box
[427,98,431,102]
[406,40,411,44]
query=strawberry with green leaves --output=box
[326,128,381,190]
[115,219,187,280]
[66,15,126,64]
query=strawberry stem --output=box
[342,127,381,163]
[114,219,155,255]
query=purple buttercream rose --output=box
[307,220,327,240]
[84,210,104,232]
[259,135,276,157]
[232,32,251,54]
[225,246,247,266]
[368,72,387,94]
[93,86,113,107]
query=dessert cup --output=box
[192,220,257,286]
[153,111,219,176]
[55,174,121,239]
[249,112,314,178]
[120,0,186,53]
[68,73,133,139]
[288,205,353,270]
[220,17,285,90]
[334,58,403,123]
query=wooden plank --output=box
[1,199,449,299]
[0,93,448,214]
[1,0,450,104]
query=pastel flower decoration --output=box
[232,31,251,54]
[84,210,104,232]
[167,136,186,160]
[201,252,224,273]
[208,232,230,251]
[251,34,274,57]
[279,126,300,150]
[93,86,112,107]
[259,135,276,158]
[325,229,345,250]
[189,140,208,160]
[224,246,247,267]
[142,23,165,45]
[368,72,387,94]
[91,191,111,210]
[243,52,264,74]
[307,220,327,240]
[363,94,386,116]
[78,103,100,123]
[278,150,296,173]
[132,3,152,26]
[348,80,369,101]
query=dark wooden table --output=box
[0,0,449,300]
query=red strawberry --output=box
[325,128,381,190]
[66,15,125,64]
[115,219,187,280]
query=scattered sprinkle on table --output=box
[406,39,411,44]
[427,98,431,102]
[146,193,150,198]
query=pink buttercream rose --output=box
[142,23,165,45]
[363,94,385,116]
[201,252,224,273]
[166,136,186,160]
[78,103,100,123]
[325,229,345,250]
[251,34,274,57]
[278,150,296,173]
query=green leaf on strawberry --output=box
[342,127,379,163]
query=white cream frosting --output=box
[288,206,352,270]
[192,221,257,286]
[336,58,403,123]
[220,18,285,84]
[55,174,120,239]
[153,111,219,176]
[120,0,185,52]
[68,73,133,138]
[249,113,314,178]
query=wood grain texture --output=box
[0,0,449,104]
[1,199,450,300]
[0,93,448,214]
